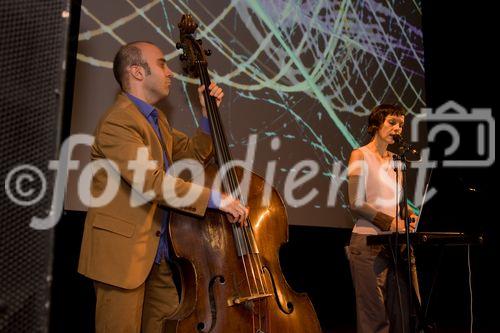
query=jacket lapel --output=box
[117,93,168,168]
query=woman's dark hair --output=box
[367,104,406,137]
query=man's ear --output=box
[128,65,144,81]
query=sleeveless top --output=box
[351,146,402,235]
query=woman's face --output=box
[376,114,405,144]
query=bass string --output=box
[197,60,262,295]
[195,45,271,331]
[197,61,271,296]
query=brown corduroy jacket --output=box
[78,93,213,289]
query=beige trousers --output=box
[94,260,179,333]
[348,233,421,333]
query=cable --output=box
[467,244,473,333]
[388,236,406,333]
[393,157,406,333]
[423,247,444,323]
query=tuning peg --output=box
[179,53,187,61]
[204,49,211,56]
[176,42,183,50]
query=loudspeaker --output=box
[0,0,71,331]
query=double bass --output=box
[169,14,321,333]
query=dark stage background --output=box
[49,1,497,332]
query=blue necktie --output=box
[150,109,160,140]
[150,109,170,263]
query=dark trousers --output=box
[348,233,420,333]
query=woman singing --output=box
[347,104,419,333]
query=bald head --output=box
[113,41,173,104]
[113,41,154,90]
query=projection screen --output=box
[66,0,425,228]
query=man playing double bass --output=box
[78,41,249,333]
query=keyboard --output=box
[366,232,483,246]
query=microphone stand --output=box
[393,140,416,332]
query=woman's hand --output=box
[390,217,416,232]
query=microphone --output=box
[392,134,421,161]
